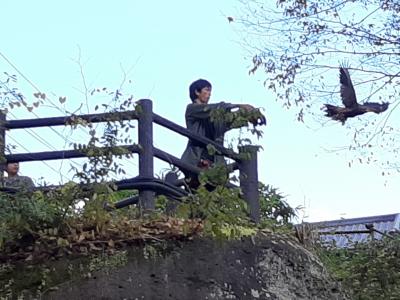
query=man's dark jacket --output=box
[181,102,238,169]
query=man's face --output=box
[6,162,19,176]
[196,87,211,104]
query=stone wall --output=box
[45,231,347,300]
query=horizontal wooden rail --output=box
[4,110,138,129]
[153,147,238,175]
[153,113,240,161]
[227,162,239,172]
[153,147,201,175]
[5,145,141,162]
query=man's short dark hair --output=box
[189,79,212,102]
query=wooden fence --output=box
[0,99,260,222]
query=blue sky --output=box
[1,0,398,221]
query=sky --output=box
[0,0,398,222]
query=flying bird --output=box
[324,67,389,124]
[227,16,234,23]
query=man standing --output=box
[181,79,266,188]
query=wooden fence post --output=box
[0,111,6,186]
[239,145,260,223]
[137,99,155,210]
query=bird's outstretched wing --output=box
[339,67,358,108]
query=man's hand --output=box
[199,159,212,169]
[250,109,267,126]
[237,104,267,126]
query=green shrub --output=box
[0,191,61,248]
[319,236,400,299]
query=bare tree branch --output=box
[236,0,400,170]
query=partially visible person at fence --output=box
[3,162,35,192]
[181,79,266,189]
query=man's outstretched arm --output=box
[186,102,266,128]
[185,102,239,120]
